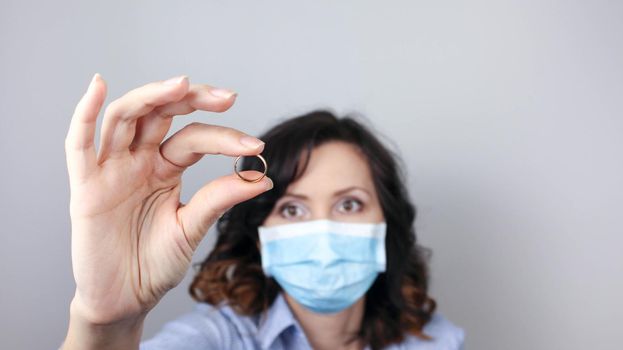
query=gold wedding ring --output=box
[234,154,268,183]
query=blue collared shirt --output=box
[140,293,465,349]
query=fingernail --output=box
[209,88,237,99]
[88,73,100,89]
[265,177,274,190]
[239,135,265,149]
[163,75,188,85]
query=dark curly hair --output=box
[190,110,436,349]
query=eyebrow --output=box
[283,186,371,200]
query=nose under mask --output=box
[258,219,387,314]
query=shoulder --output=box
[389,313,465,350]
[140,302,257,350]
[422,313,465,348]
[424,313,465,343]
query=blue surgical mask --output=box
[258,219,387,314]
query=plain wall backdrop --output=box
[1,0,622,349]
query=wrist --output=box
[62,296,147,350]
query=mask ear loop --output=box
[234,154,268,183]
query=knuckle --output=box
[177,123,203,149]
[64,134,79,151]
[71,101,83,116]
[198,83,215,89]
[226,126,241,136]
[208,125,239,141]
[183,122,204,133]
[103,99,123,120]
[220,126,242,139]
[188,121,204,128]
[152,105,173,119]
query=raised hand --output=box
[64,74,272,328]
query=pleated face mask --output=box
[258,219,387,314]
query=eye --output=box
[336,198,363,214]
[278,202,307,219]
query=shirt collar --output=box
[255,293,372,350]
[257,292,302,349]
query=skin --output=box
[61,74,385,350]
[262,141,385,350]
[62,74,273,350]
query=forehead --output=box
[286,141,375,195]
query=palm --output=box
[70,150,192,323]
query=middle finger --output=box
[97,76,190,163]
[129,84,238,151]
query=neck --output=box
[283,293,366,350]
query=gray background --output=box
[1,0,622,349]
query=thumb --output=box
[177,171,273,249]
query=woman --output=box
[61,75,464,350]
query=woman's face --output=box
[262,141,385,227]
